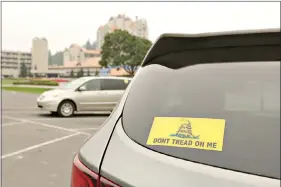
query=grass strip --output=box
[2,79,24,85]
[2,86,52,94]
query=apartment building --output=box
[1,50,32,78]
[96,14,149,49]
[31,37,49,75]
[50,44,102,76]
[48,44,133,77]
[134,19,149,39]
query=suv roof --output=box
[142,28,280,68]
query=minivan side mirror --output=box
[78,86,86,91]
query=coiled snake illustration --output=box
[170,120,200,139]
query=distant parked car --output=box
[37,76,132,117]
[71,29,280,187]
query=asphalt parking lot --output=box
[2,91,109,187]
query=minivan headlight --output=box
[52,94,59,97]
[39,94,59,100]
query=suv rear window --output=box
[122,61,280,179]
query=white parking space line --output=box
[71,128,98,131]
[2,121,25,127]
[4,118,57,121]
[3,111,44,114]
[3,106,37,109]
[3,116,90,136]
[10,118,100,121]
[1,132,81,159]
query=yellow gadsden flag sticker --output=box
[146,117,226,151]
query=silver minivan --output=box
[37,76,132,117]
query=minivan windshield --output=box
[61,77,89,90]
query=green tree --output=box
[70,70,74,77]
[77,68,84,78]
[95,69,99,76]
[87,69,91,76]
[27,69,32,77]
[51,51,64,66]
[100,30,152,76]
[48,50,52,65]
[19,62,27,77]
[84,39,92,50]
[91,41,97,50]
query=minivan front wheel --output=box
[58,101,75,117]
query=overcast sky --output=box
[2,2,280,53]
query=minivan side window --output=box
[101,79,130,90]
[83,79,101,91]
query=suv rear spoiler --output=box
[141,28,280,69]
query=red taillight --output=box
[100,177,120,187]
[71,154,121,187]
[71,155,99,187]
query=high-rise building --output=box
[96,14,149,49]
[31,37,48,74]
[1,50,32,78]
[133,18,149,39]
[61,44,102,76]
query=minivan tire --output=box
[57,100,75,117]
